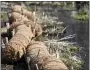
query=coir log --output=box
[26,41,68,70]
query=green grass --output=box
[59,44,84,70]
[72,12,89,21]
[0,12,8,21]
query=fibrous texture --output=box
[10,12,29,24]
[3,5,42,60]
[11,5,42,36]
[10,12,42,37]
[26,41,68,70]
[12,5,34,21]
[3,24,34,60]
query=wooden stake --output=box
[6,22,10,29]
[5,37,8,44]
[35,64,39,70]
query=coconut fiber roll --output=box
[26,41,68,70]
[3,24,34,61]
[12,5,34,21]
[10,12,29,23]
[10,20,42,40]
[10,12,42,36]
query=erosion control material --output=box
[3,4,68,70]
[11,5,42,37]
[10,12,29,24]
[3,24,34,60]
[10,12,42,37]
[26,41,68,70]
[3,5,42,61]
[12,5,34,21]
